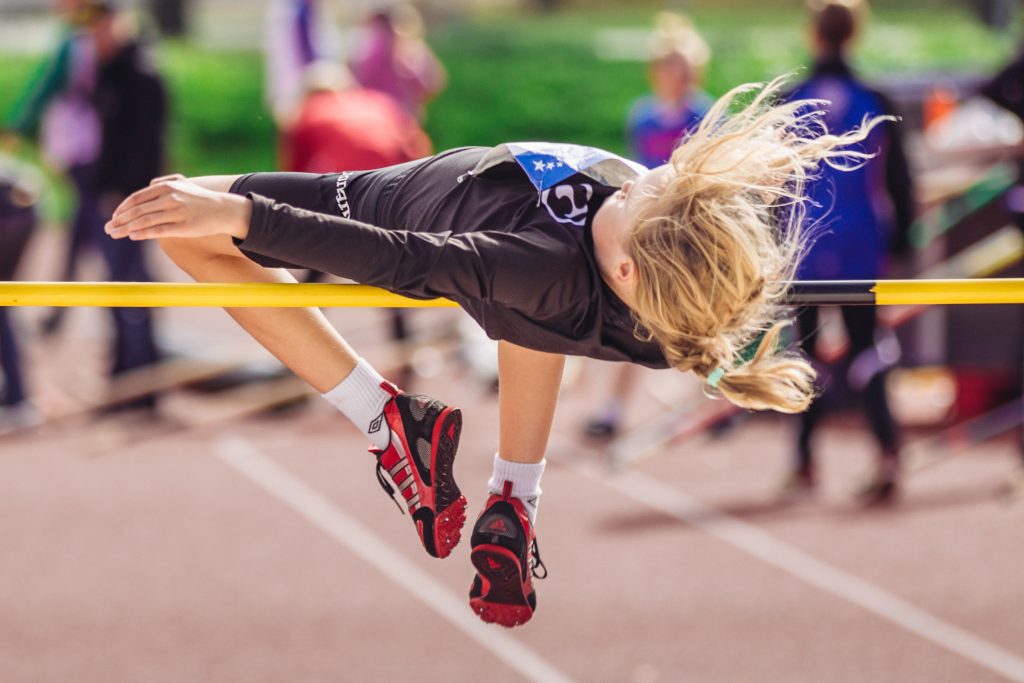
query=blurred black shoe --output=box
[996,467,1024,501]
[778,467,816,502]
[855,474,899,506]
[39,309,66,337]
[583,416,619,440]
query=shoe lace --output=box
[375,461,406,516]
[529,538,548,580]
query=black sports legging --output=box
[796,305,899,471]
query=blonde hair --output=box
[649,12,710,71]
[627,77,889,413]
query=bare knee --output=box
[159,235,203,268]
[158,234,239,273]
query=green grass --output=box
[0,4,1017,187]
[159,45,277,174]
[424,5,1017,155]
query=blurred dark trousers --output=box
[0,202,36,406]
[98,229,161,379]
[795,306,899,471]
[63,164,103,282]
[71,166,160,383]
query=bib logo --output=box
[540,183,593,227]
[335,171,352,219]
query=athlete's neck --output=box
[602,271,637,310]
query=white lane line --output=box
[215,435,574,683]
[569,461,1024,683]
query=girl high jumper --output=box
[105,80,886,628]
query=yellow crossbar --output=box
[0,282,459,308]
[873,279,1024,305]
[0,279,1021,307]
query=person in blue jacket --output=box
[784,0,915,504]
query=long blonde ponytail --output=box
[627,76,891,413]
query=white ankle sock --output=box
[321,358,393,451]
[488,454,545,525]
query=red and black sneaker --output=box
[468,481,547,628]
[372,383,467,559]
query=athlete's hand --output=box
[105,176,252,241]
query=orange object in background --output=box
[923,84,959,129]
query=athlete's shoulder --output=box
[424,146,492,165]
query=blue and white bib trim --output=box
[470,142,648,191]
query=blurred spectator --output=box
[3,0,102,335]
[977,51,1024,479]
[349,4,446,122]
[150,0,190,36]
[4,0,101,170]
[626,13,713,170]
[281,61,431,174]
[783,0,915,504]
[584,12,712,439]
[0,155,42,434]
[283,61,433,387]
[88,1,165,402]
[265,0,340,127]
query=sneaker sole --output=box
[469,545,534,627]
[418,407,466,559]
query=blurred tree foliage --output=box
[0,4,1016,185]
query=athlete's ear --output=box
[614,255,636,285]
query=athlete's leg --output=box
[158,175,466,557]
[469,341,562,627]
[498,341,564,465]
[160,231,358,392]
[158,175,358,391]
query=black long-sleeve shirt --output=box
[230,146,670,368]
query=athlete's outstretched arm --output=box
[497,341,564,464]
[106,176,587,318]
[121,174,360,392]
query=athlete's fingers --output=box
[108,194,178,228]
[108,222,181,241]
[109,208,185,236]
[126,223,184,241]
[149,173,186,186]
[112,182,174,219]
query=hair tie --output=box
[707,367,725,388]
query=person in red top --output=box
[281,62,431,174]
